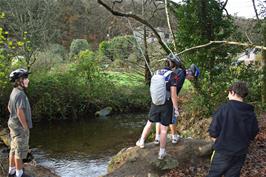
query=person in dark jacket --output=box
[207,81,259,177]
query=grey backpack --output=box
[150,69,172,105]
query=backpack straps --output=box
[163,70,172,77]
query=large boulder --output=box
[95,107,113,117]
[104,138,213,177]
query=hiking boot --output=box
[158,152,167,160]
[136,139,144,148]
[154,139,160,145]
[172,134,180,144]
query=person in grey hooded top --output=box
[207,81,259,177]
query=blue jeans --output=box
[207,151,246,177]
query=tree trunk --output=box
[143,26,151,85]
[200,1,214,84]
[262,20,266,103]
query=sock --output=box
[159,148,165,155]
[139,138,145,144]
[172,134,177,139]
[155,134,160,140]
[16,169,23,177]
[8,166,16,175]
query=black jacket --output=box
[208,100,259,155]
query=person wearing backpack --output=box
[135,53,180,160]
[154,55,200,145]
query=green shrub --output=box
[229,63,262,103]
[98,35,138,63]
[26,51,149,121]
[92,71,149,112]
[31,50,64,71]
[49,43,67,60]
[183,63,263,117]
[69,39,90,58]
[29,72,90,120]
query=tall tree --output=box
[252,0,266,103]
[174,0,237,112]
[97,0,173,83]
[262,20,266,103]
[97,0,172,54]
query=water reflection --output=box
[30,113,146,177]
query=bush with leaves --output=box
[27,50,149,121]
[0,12,27,122]
[173,0,243,115]
[98,35,139,65]
[49,43,67,60]
[69,39,90,58]
[185,62,263,117]
[29,71,90,121]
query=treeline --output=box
[0,33,149,123]
[0,0,265,124]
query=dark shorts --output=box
[148,100,173,126]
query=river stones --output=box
[95,106,113,117]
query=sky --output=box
[226,0,256,18]
[172,0,256,19]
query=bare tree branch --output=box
[177,40,266,55]
[149,7,165,19]
[245,32,253,44]
[252,0,260,20]
[222,0,228,9]
[165,0,177,51]
[97,0,171,54]
[220,0,229,16]
[112,0,123,4]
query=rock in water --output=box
[95,107,112,117]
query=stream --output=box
[30,113,147,177]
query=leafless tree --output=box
[0,0,61,68]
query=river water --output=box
[30,114,147,177]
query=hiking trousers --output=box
[206,151,246,177]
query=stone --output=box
[95,107,113,117]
